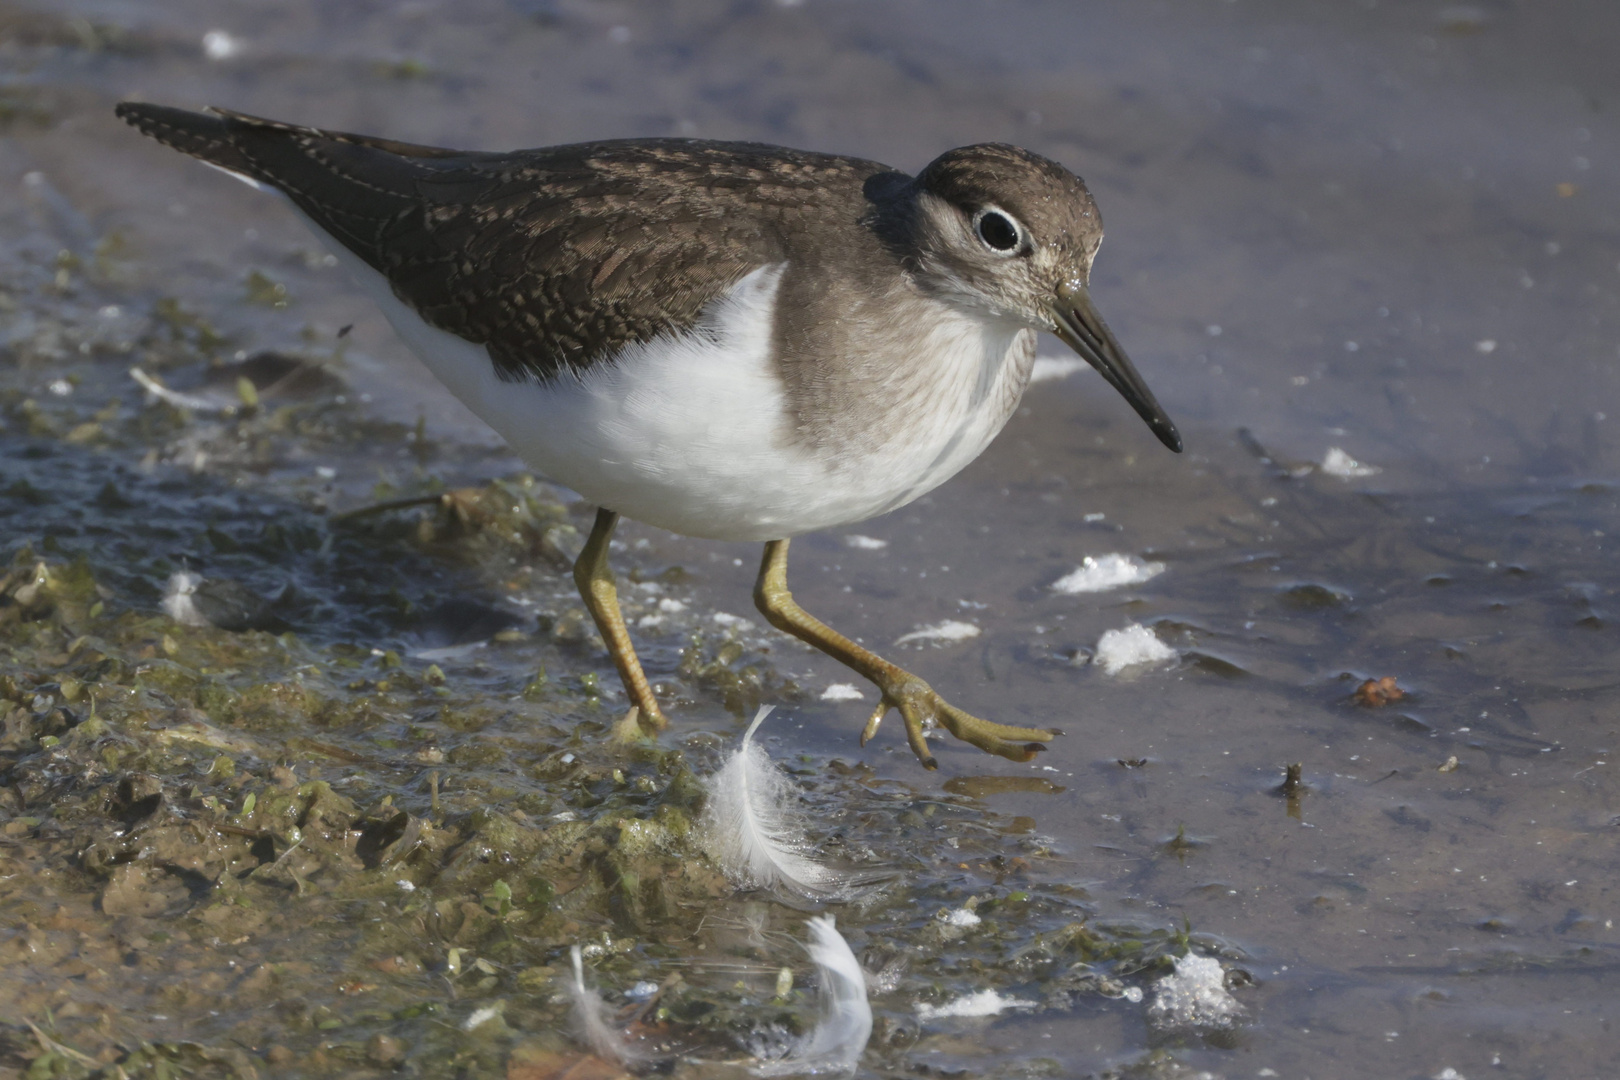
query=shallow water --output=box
[2,1,1619,1076]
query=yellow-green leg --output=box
[752,538,1056,769]
[573,508,665,734]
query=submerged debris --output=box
[1354,675,1407,707]
[1278,762,1308,819]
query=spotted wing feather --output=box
[117,103,888,381]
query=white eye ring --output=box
[972,206,1024,255]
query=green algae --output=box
[0,534,1204,1076]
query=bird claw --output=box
[858,669,1057,769]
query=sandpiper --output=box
[118,103,1181,769]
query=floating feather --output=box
[752,915,873,1076]
[161,571,208,627]
[568,945,647,1066]
[700,706,844,901]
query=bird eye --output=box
[974,208,1021,253]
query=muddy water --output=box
[2,1,1619,1077]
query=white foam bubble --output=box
[1095,624,1176,675]
[1051,554,1165,594]
[916,988,1037,1020]
[821,683,865,702]
[1146,953,1243,1030]
[1321,447,1380,478]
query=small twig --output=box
[130,367,226,414]
[26,1020,101,1068]
[1280,763,1305,797]
[624,972,683,1025]
[270,837,304,867]
[330,493,447,523]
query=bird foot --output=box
[609,705,664,745]
[858,669,1057,769]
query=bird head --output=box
[899,143,1181,453]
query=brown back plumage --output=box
[116,103,890,381]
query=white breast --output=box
[299,205,1033,541]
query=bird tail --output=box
[115,102,266,179]
[116,101,472,172]
[113,102,476,274]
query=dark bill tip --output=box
[1050,285,1183,454]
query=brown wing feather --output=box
[117,103,890,381]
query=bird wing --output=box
[118,103,879,381]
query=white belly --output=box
[303,207,1033,540]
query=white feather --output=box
[568,945,647,1066]
[752,916,873,1076]
[700,707,844,901]
[161,571,209,627]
